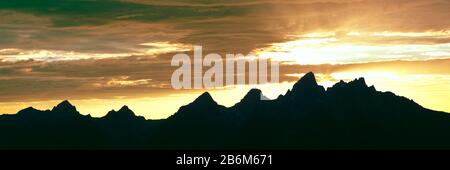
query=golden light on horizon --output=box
[253,30,450,114]
[2,28,450,119]
[0,0,450,119]
[330,71,450,113]
[255,30,450,65]
[1,68,448,120]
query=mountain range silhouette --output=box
[1,72,449,149]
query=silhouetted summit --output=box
[104,106,145,121]
[287,72,325,101]
[118,106,133,114]
[52,100,79,116]
[1,72,450,149]
[192,92,217,106]
[17,107,40,115]
[169,92,228,123]
[239,89,269,104]
[293,72,317,88]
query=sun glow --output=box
[271,29,450,113]
[1,30,449,119]
[371,31,450,38]
[330,71,450,113]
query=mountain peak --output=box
[52,100,78,114]
[232,89,270,109]
[349,78,368,87]
[57,100,74,108]
[292,72,318,90]
[286,72,325,99]
[119,105,132,113]
[327,77,375,94]
[241,89,269,102]
[301,72,317,83]
[17,106,40,116]
[104,105,141,120]
[243,89,262,100]
[192,92,217,105]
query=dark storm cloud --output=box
[0,0,246,27]
[0,0,246,53]
[1,0,449,53]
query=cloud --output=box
[1,0,449,56]
[0,0,247,26]
[0,56,448,102]
[255,33,450,65]
[280,58,450,81]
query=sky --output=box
[0,0,449,119]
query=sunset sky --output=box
[0,0,449,119]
